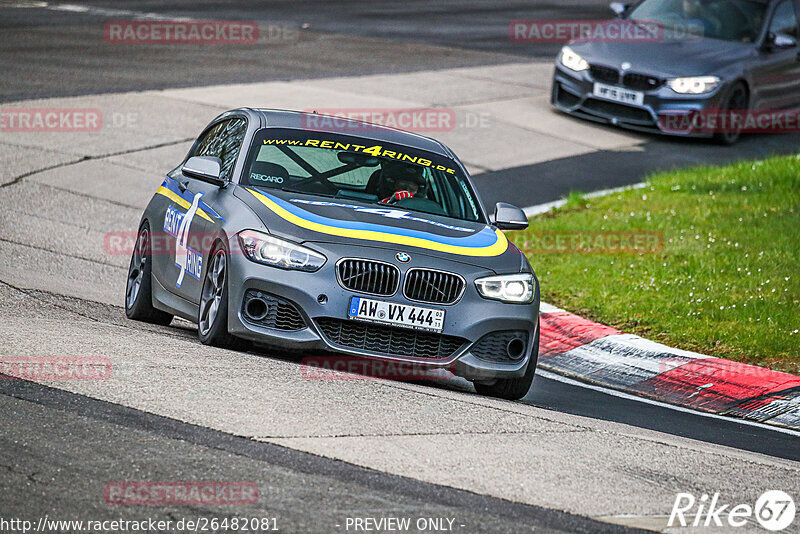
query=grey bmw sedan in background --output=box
[552,0,800,143]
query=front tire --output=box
[198,241,250,351]
[714,82,747,146]
[125,222,173,325]
[473,323,539,400]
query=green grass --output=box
[507,154,800,372]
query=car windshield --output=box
[628,0,768,42]
[242,128,484,223]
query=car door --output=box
[153,117,248,304]
[751,0,800,109]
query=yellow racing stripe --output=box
[247,188,508,257]
[156,186,215,223]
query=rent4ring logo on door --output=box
[163,197,204,287]
[669,490,795,531]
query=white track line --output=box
[537,369,800,437]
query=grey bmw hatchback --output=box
[125,108,540,400]
[552,0,800,143]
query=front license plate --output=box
[593,82,644,106]
[348,297,444,333]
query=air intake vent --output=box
[471,331,529,363]
[337,259,400,296]
[316,318,465,360]
[403,269,465,305]
[241,290,306,331]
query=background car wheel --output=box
[714,82,748,146]
[125,222,173,325]
[198,241,250,351]
[473,323,540,401]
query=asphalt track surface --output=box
[0,376,636,534]
[3,0,798,208]
[1,1,799,532]
[0,0,610,101]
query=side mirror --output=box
[773,33,797,49]
[182,156,225,187]
[609,2,629,17]
[493,202,529,230]
[764,32,797,50]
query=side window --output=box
[192,123,222,159]
[770,0,798,37]
[190,118,247,181]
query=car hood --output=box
[569,26,754,77]
[233,186,527,272]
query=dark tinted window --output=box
[628,0,768,42]
[191,118,247,180]
[769,0,798,37]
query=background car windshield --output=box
[244,131,483,223]
[628,0,768,42]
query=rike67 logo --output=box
[669,490,795,531]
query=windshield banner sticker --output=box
[261,138,457,175]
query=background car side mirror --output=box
[772,33,797,49]
[493,202,529,230]
[763,32,797,51]
[609,2,630,17]
[182,156,225,187]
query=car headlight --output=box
[560,46,589,72]
[667,76,720,94]
[238,230,326,272]
[475,273,535,304]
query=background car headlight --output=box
[667,76,720,94]
[238,230,326,272]
[560,46,589,72]
[475,273,535,304]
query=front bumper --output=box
[551,64,727,137]
[225,239,539,382]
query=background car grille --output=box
[241,290,306,331]
[337,259,400,296]
[623,72,664,90]
[589,64,620,84]
[590,64,664,91]
[316,318,465,359]
[471,331,529,363]
[403,269,465,305]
